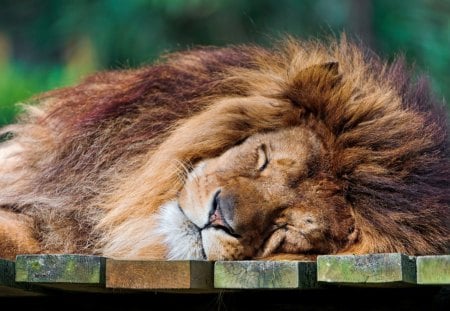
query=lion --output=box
[0,37,448,261]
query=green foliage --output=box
[0,0,448,126]
[373,0,450,104]
[0,61,94,126]
[0,64,59,125]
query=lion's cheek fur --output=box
[154,201,205,260]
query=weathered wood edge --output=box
[105,259,214,291]
[416,255,450,285]
[15,254,106,292]
[0,258,43,296]
[214,261,317,289]
[317,253,416,286]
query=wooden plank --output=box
[106,260,214,290]
[214,261,317,289]
[416,255,450,285]
[0,258,42,296]
[317,253,416,286]
[15,254,106,292]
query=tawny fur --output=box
[0,36,448,260]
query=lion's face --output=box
[157,126,358,260]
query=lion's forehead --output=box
[189,126,325,177]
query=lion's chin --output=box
[155,201,206,260]
[201,227,244,260]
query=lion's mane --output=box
[0,37,448,258]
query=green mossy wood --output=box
[105,260,214,290]
[0,258,42,296]
[416,255,450,285]
[214,261,317,289]
[15,254,106,291]
[317,253,416,286]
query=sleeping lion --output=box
[0,37,448,261]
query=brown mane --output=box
[0,36,448,259]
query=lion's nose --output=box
[211,190,221,214]
[208,190,240,237]
[209,190,227,227]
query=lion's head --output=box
[158,126,357,260]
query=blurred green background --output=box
[0,0,449,126]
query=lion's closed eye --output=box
[256,144,269,171]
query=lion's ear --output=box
[286,61,343,114]
[314,61,339,75]
[292,61,341,90]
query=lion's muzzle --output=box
[205,190,241,238]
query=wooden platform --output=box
[1,254,449,310]
[1,253,448,296]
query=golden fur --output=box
[0,36,448,260]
